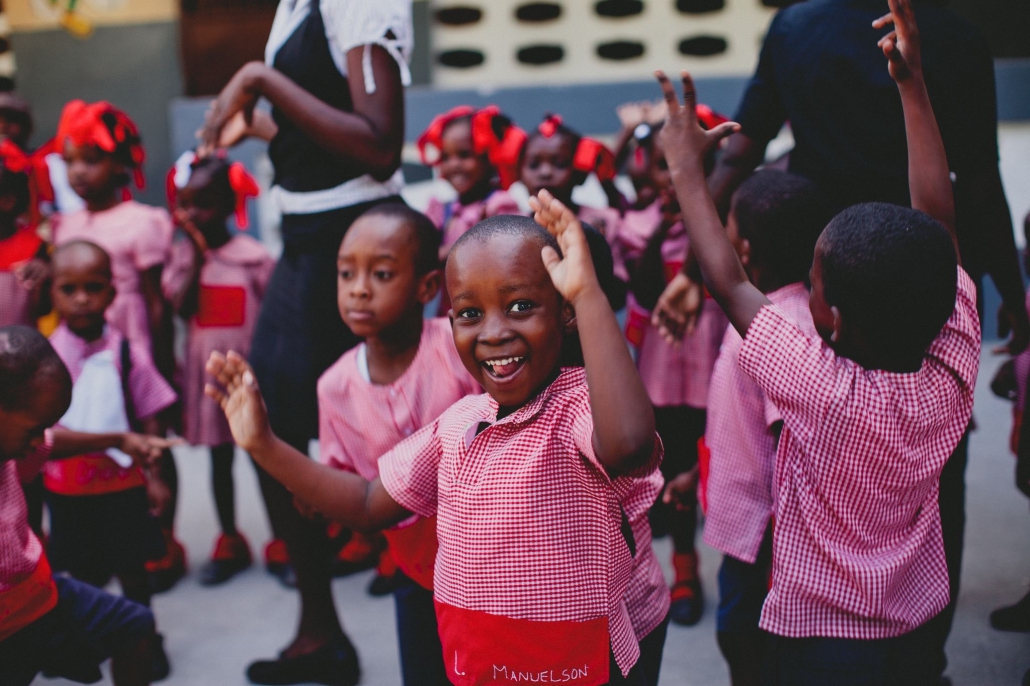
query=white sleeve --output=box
[321,0,413,94]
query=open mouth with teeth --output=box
[481,356,527,380]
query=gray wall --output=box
[12,22,184,208]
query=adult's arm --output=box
[201,44,405,180]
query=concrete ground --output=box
[39,349,1030,686]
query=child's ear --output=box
[562,301,577,334]
[416,269,442,306]
[830,305,843,344]
[738,238,751,269]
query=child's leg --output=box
[153,449,178,532]
[716,527,771,686]
[211,443,237,535]
[635,615,670,686]
[392,573,449,686]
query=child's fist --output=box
[873,0,922,83]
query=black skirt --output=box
[249,196,401,440]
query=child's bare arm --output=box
[531,190,656,475]
[655,71,770,338]
[205,351,412,530]
[49,429,180,464]
[874,0,958,261]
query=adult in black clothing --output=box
[199,1,412,683]
[651,0,1027,681]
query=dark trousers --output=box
[635,615,670,686]
[393,573,449,686]
[764,617,940,686]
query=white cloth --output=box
[269,169,404,216]
[45,153,86,215]
[58,349,134,468]
[264,0,412,94]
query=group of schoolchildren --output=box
[0,1,1009,685]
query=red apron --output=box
[196,284,247,328]
[435,601,611,685]
[0,554,58,642]
[382,515,438,591]
[43,453,146,496]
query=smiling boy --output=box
[207,196,660,685]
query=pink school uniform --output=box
[740,268,979,639]
[162,234,275,447]
[623,469,670,641]
[703,283,813,564]
[43,324,176,496]
[426,189,520,256]
[611,202,727,409]
[0,435,56,642]
[317,317,480,589]
[578,205,622,239]
[379,368,663,685]
[0,226,44,328]
[53,201,174,356]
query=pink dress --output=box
[611,202,727,409]
[53,201,174,356]
[162,235,275,447]
[425,188,520,254]
[0,226,43,328]
[578,205,622,239]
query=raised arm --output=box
[205,351,411,530]
[530,190,655,475]
[199,44,404,180]
[655,71,770,337]
[874,0,958,260]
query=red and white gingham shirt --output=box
[379,368,663,676]
[704,283,813,564]
[621,469,670,640]
[739,267,980,639]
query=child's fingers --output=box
[679,71,699,118]
[871,12,893,29]
[540,246,562,275]
[205,383,228,408]
[705,121,741,146]
[654,71,681,111]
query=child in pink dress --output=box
[163,154,270,585]
[520,114,623,238]
[609,115,729,628]
[51,101,173,369]
[419,105,523,259]
[0,153,46,329]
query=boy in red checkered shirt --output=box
[207,201,662,684]
[654,0,979,683]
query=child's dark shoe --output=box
[146,530,187,594]
[331,531,381,577]
[200,533,253,586]
[990,589,1030,632]
[246,636,361,686]
[366,549,402,596]
[151,633,171,682]
[264,538,295,588]
[669,551,704,626]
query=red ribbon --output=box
[418,105,526,190]
[0,139,56,223]
[56,100,146,193]
[695,104,729,131]
[227,162,260,229]
[573,138,617,183]
[417,105,476,166]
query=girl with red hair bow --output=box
[163,153,273,587]
[0,142,50,330]
[51,101,173,369]
[418,105,523,261]
[520,113,624,239]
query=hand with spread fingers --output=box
[873,0,922,83]
[530,189,602,306]
[654,70,740,179]
[205,350,273,453]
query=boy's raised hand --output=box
[205,351,272,453]
[530,189,601,305]
[655,71,740,178]
[873,0,922,83]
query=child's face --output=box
[176,178,232,243]
[337,214,438,340]
[64,141,123,204]
[647,137,672,194]
[439,120,491,198]
[51,253,115,340]
[521,135,576,202]
[0,380,69,462]
[447,233,568,408]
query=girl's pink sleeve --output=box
[424,197,446,229]
[484,190,520,218]
[133,207,174,272]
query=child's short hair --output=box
[0,325,70,411]
[452,214,560,259]
[819,202,958,358]
[51,240,113,279]
[732,170,832,285]
[357,203,442,276]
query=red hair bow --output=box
[417,105,475,166]
[0,139,56,223]
[695,104,729,131]
[228,162,260,229]
[56,100,146,194]
[573,138,617,183]
[537,114,563,139]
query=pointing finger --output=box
[654,71,681,110]
[680,71,699,121]
[871,12,893,29]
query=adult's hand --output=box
[198,61,268,154]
